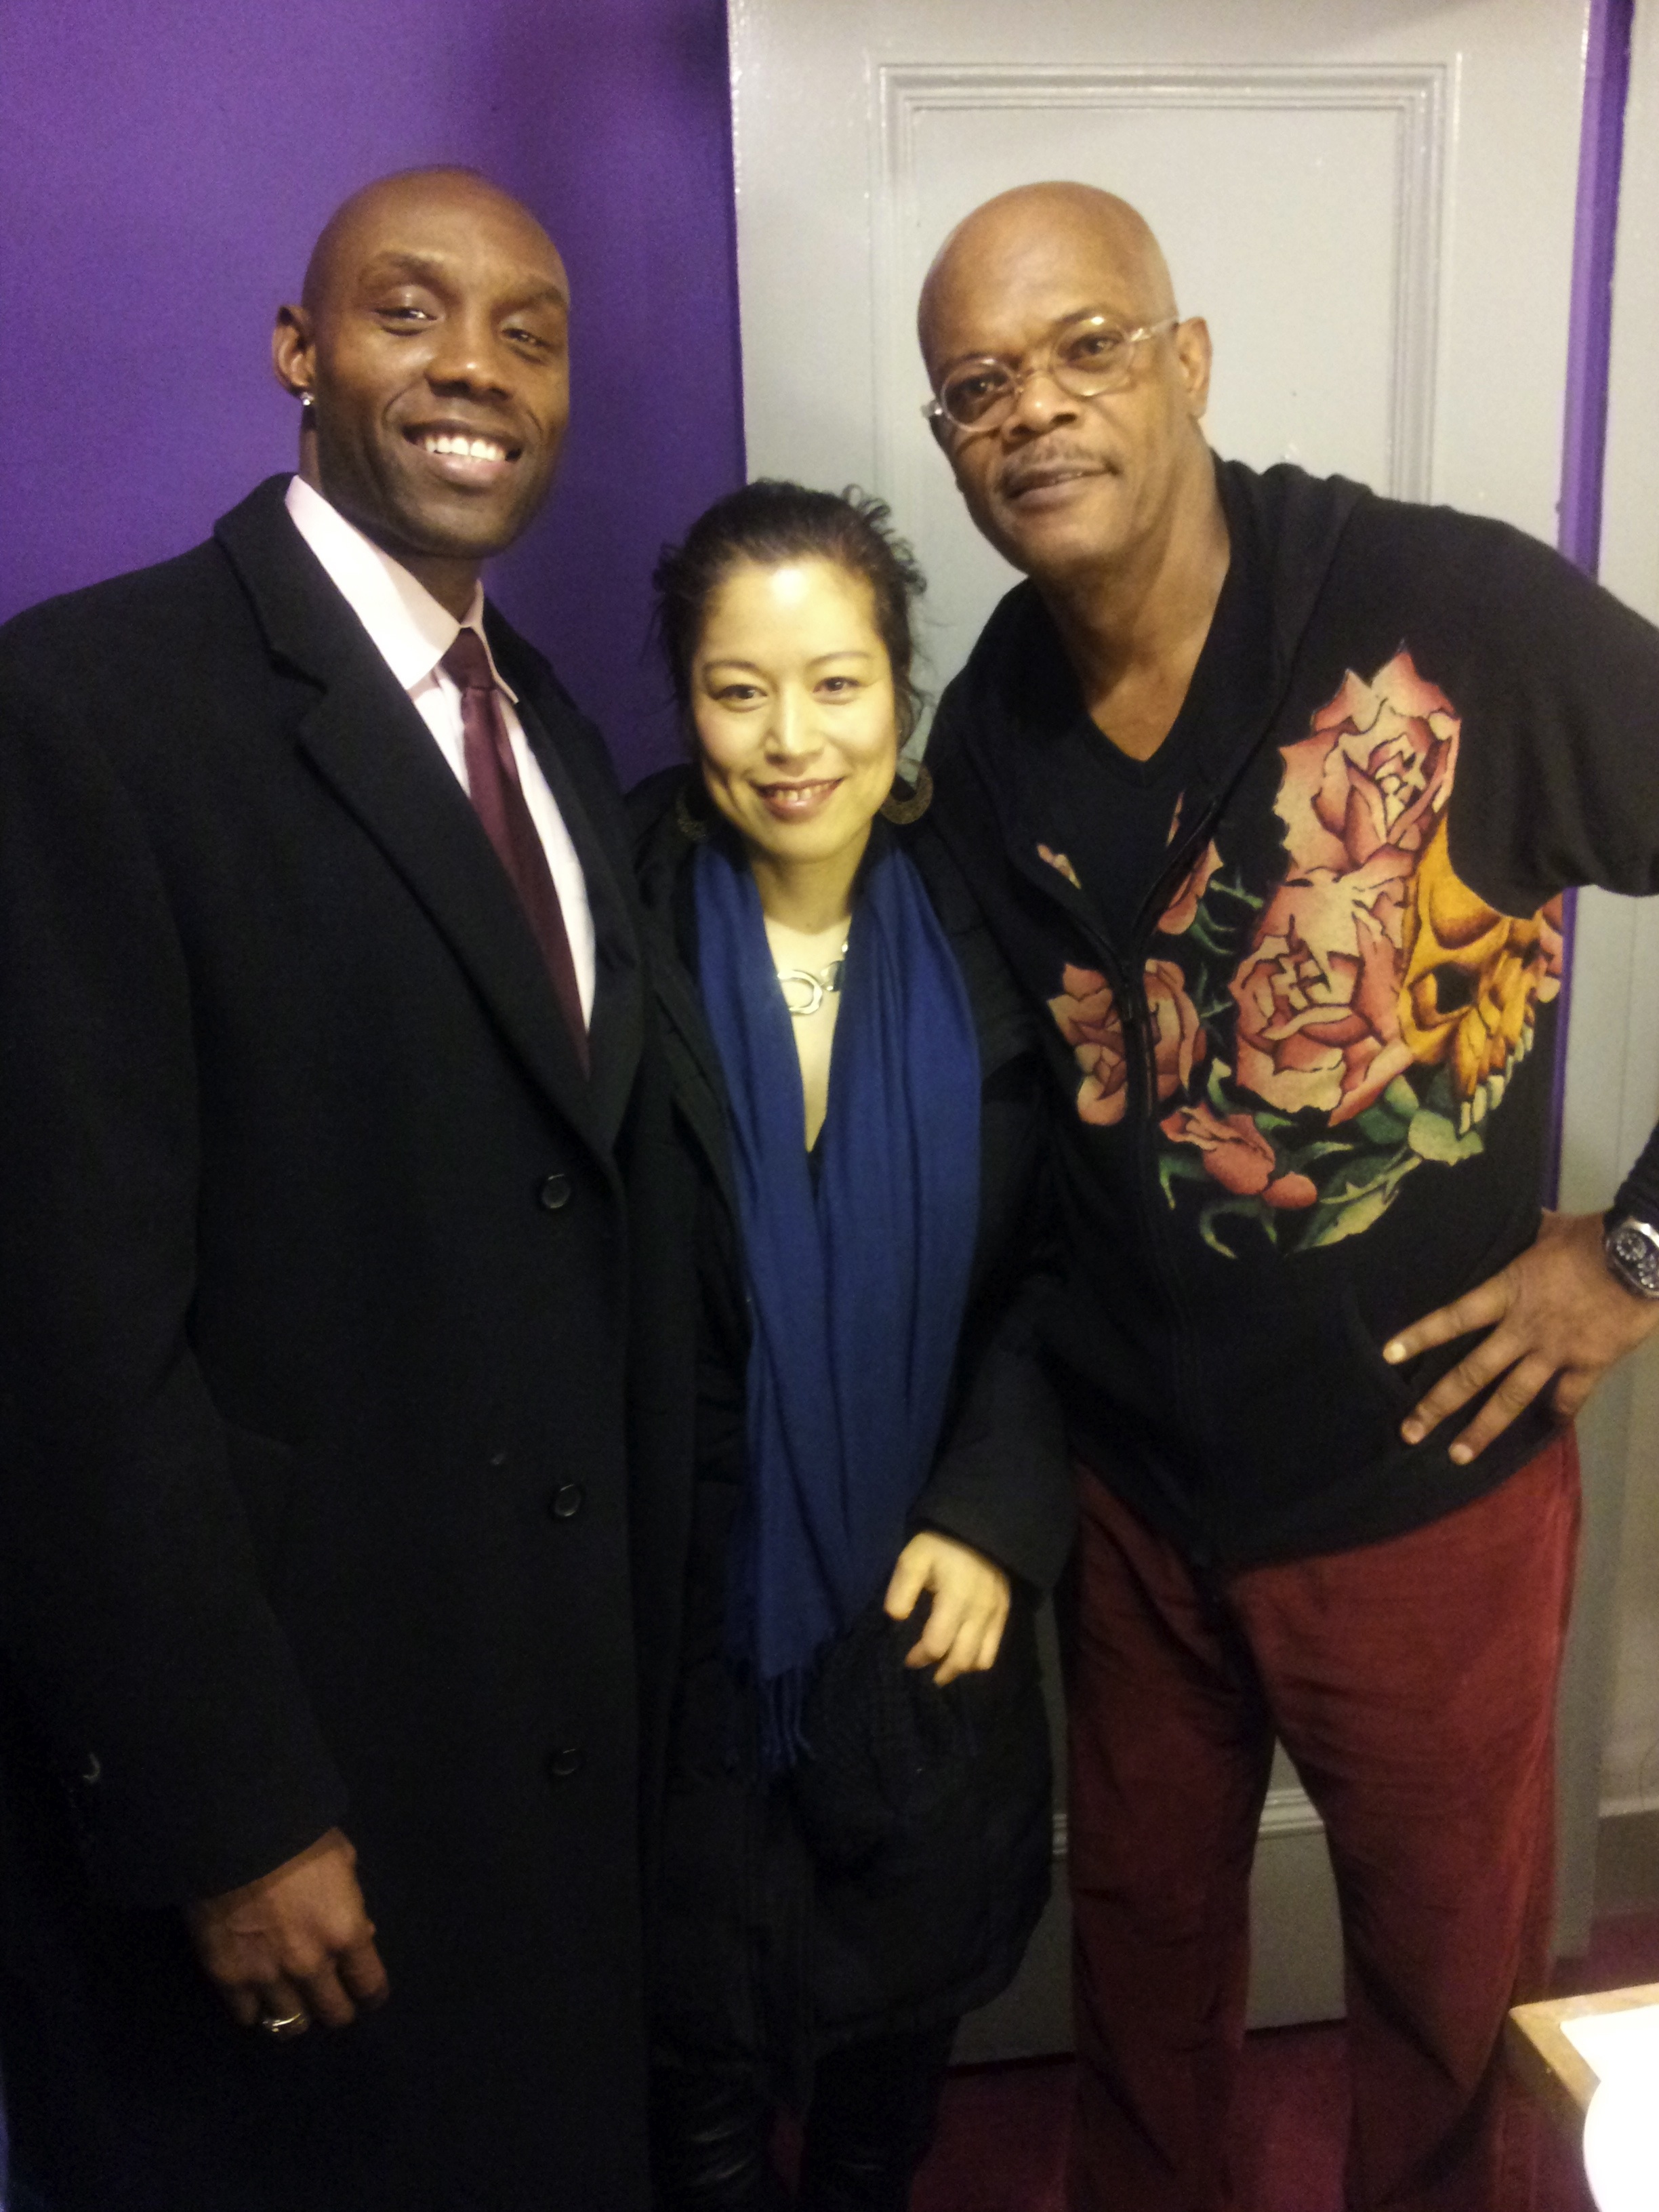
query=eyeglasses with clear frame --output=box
[923,313,1181,436]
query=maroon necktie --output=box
[442,629,590,1075]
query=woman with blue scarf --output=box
[632,483,1072,2212]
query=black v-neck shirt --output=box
[1015,510,1272,949]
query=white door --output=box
[729,0,1587,703]
[728,0,1599,2049]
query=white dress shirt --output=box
[284,475,596,1026]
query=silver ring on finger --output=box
[258,2009,308,2037]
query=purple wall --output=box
[1544,0,1635,1201]
[0,0,745,780]
[1559,0,1635,577]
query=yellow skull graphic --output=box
[1399,823,1563,1134]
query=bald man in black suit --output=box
[0,166,680,2212]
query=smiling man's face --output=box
[274,171,570,606]
[920,188,1210,593]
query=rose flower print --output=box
[1048,962,1205,1128]
[1048,966,1128,1126]
[1274,651,1458,880]
[1145,958,1206,1099]
[1037,843,1083,890]
[1151,652,1565,1254]
[1231,855,1418,1125]
[1231,653,1461,1128]
[1158,840,1223,937]
[1160,1102,1317,1209]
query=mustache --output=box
[997,446,1114,499]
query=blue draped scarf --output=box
[693,832,982,1769]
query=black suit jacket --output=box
[0,478,659,2211]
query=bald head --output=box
[272,165,573,615]
[920,183,1175,372]
[914,182,1216,597]
[301,167,567,319]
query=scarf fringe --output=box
[757,1664,813,1776]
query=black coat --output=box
[629,775,1073,2070]
[0,478,672,2212]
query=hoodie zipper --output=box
[931,458,1370,1565]
[1000,823,1222,1552]
[1128,805,1234,1563]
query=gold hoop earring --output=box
[673,783,710,843]
[878,761,933,825]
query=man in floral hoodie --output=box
[917,182,1659,2212]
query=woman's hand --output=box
[884,1533,1010,1685]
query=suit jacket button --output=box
[539,1172,573,1212]
[547,1745,583,1780]
[550,1483,585,1521]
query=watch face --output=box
[1608,1221,1659,1298]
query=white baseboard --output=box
[1051,1781,1324,1862]
[1600,1790,1659,1820]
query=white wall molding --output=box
[1051,1779,1324,1862]
[1259,1780,1327,1840]
[1599,1791,1659,1822]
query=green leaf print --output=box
[1158,1149,1212,1209]
[1353,1105,1410,1147]
[1381,1076,1421,1122]
[1197,1196,1277,1259]
[1406,1109,1486,1166]
[1183,913,1235,961]
[1305,1179,1407,1246]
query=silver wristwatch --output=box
[1603,1214,1659,1300]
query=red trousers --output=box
[1065,1435,1580,2212]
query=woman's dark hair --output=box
[651,480,928,746]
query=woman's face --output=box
[691,556,900,871]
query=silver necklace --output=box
[775,941,848,1019]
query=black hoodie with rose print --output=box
[926,457,1659,1568]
